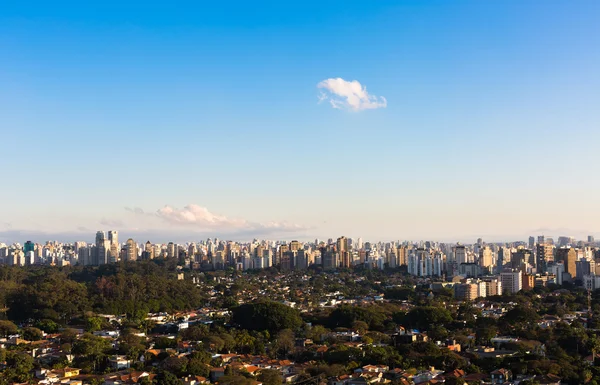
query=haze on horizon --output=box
[1,1,599,244]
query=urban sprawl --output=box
[0,231,599,385]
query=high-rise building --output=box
[501,271,522,294]
[24,241,35,254]
[108,230,119,262]
[556,248,577,279]
[454,245,467,265]
[497,247,510,271]
[484,278,502,296]
[397,246,407,266]
[536,243,554,273]
[479,246,493,270]
[290,240,302,252]
[126,238,137,261]
[576,259,595,281]
[588,235,595,243]
[167,242,176,258]
[336,236,348,253]
[455,283,478,301]
[511,249,533,272]
[528,236,535,249]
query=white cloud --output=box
[153,204,309,233]
[317,77,387,111]
[156,204,246,228]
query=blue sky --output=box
[1,0,599,243]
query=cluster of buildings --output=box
[2,232,600,293]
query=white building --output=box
[500,271,522,294]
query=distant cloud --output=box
[99,218,124,227]
[154,204,309,233]
[317,78,387,111]
[125,207,146,215]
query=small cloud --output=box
[125,206,146,215]
[155,204,309,234]
[99,218,124,227]
[317,77,387,111]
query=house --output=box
[108,355,132,370]
[210,367,226,382]
[490,368,511,384]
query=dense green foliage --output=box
[0,262,205,324]
[231,301,302,332]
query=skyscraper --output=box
[536,243,554,273]
[108,230,119,262]
[556,247,577,279]
[126,238,137,261]
[454,245,467,265]
[336,236,348,253]
[94,231,110,265]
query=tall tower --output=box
[95,231,110,265]
[126,238,137,262]
[108,231,119,261]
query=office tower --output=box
[336,236,348,253]
[550,262,565,285]
[484,278,502,296]
[454,244,467,265]
[356,238,363,250]
[501,271,522,294]
[143,241,154,260]
[108,230,119,261]
[529,236,535,249]
[321,247,337,270]
[536,243,554,273]
[511,249,533,272]
[188,243,197,258]
[537,235,545,245]
[589,235,595,243]
[290,240,301,252]
[281,251,294,270]
[96,231,106,245]
[94,231,110,265]
[479,246,493,270]
[397,245,407,266]
[126,238,137,261]
[78,245,92,265]
[24,241,34,254]
[454,283,478,301]
[296,249,308,270]
[167,242,176,258]
[278,244,289,266]
[576,259,595,281]
[556,248,577,279]
[497,247,510,271]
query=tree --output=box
[218,375,255,385]
[352,321,369,334]
[4,351,34,382]
[155,371,180,385]
[161,356,188,377]
[400,306,452,331]
[0,320,18,337]
[22,326,43,341]
[258,369,283,385]
[72,333,111,372]
[36,319,59,333]
[274,329,295,358]
[85,316,103,332]
[231,301,302,332]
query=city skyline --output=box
[2,1,600,242]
